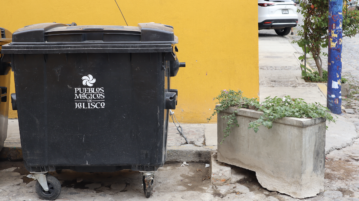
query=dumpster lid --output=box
[2,22,178,54]
[12,22,176,43]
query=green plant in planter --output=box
[208,90,336,143]
[208,90,244,142]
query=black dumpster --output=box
[0,27,12,152]
[2,22,185,199]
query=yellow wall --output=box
[0,34,17,119]
[0,0,259,123]
[0,68,11,120]
[7,71,17,118]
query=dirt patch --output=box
[226,167,284,201]
[238,170,261,192]
[337,187,354,197]
[325,172,337,181]
[179,171,210,192]
[13,165,29,175]
[303,79,326,83]
[0,161,28,174]
[212,190,225,198]
[325,159,359,181]
[235,169,286,201]
[61,179,94,190]
[0,161,32,184]
[21,176,33,184]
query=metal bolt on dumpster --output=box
[0,27,12,153]
[1,22,186,200]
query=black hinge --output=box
[0,28,5,38]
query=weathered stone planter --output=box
[217,107,326,198]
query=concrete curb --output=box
[166,145,215,163]
[0,144,214,163]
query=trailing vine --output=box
[207,90,243,143]
[208,90,336,142]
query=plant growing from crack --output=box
[208,90,336,143]
[302,68,348,83]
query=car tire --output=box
[275,28,291,36]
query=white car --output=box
[258,0,299,36]
[349,0,359,10]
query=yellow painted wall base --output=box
[0,72,10,119]
[8,71,17,119]
[1,0,259,123]
[0,28,17,118]
[0,29,16,119]
[0,70,16,119]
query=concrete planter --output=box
[217,107,326,198]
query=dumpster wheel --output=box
[142,173,154,198]
[35,175,61,200]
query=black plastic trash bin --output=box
[0,27,12,152]
[2,22,185,199]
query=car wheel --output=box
[275,28,291,36]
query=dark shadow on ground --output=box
[259,33,283,38]
[258,29,287,38]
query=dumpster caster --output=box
[142,172,154,198]
[28,173,61,200]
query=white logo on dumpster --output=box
[82,74,96,87]
[75,74,105,109]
